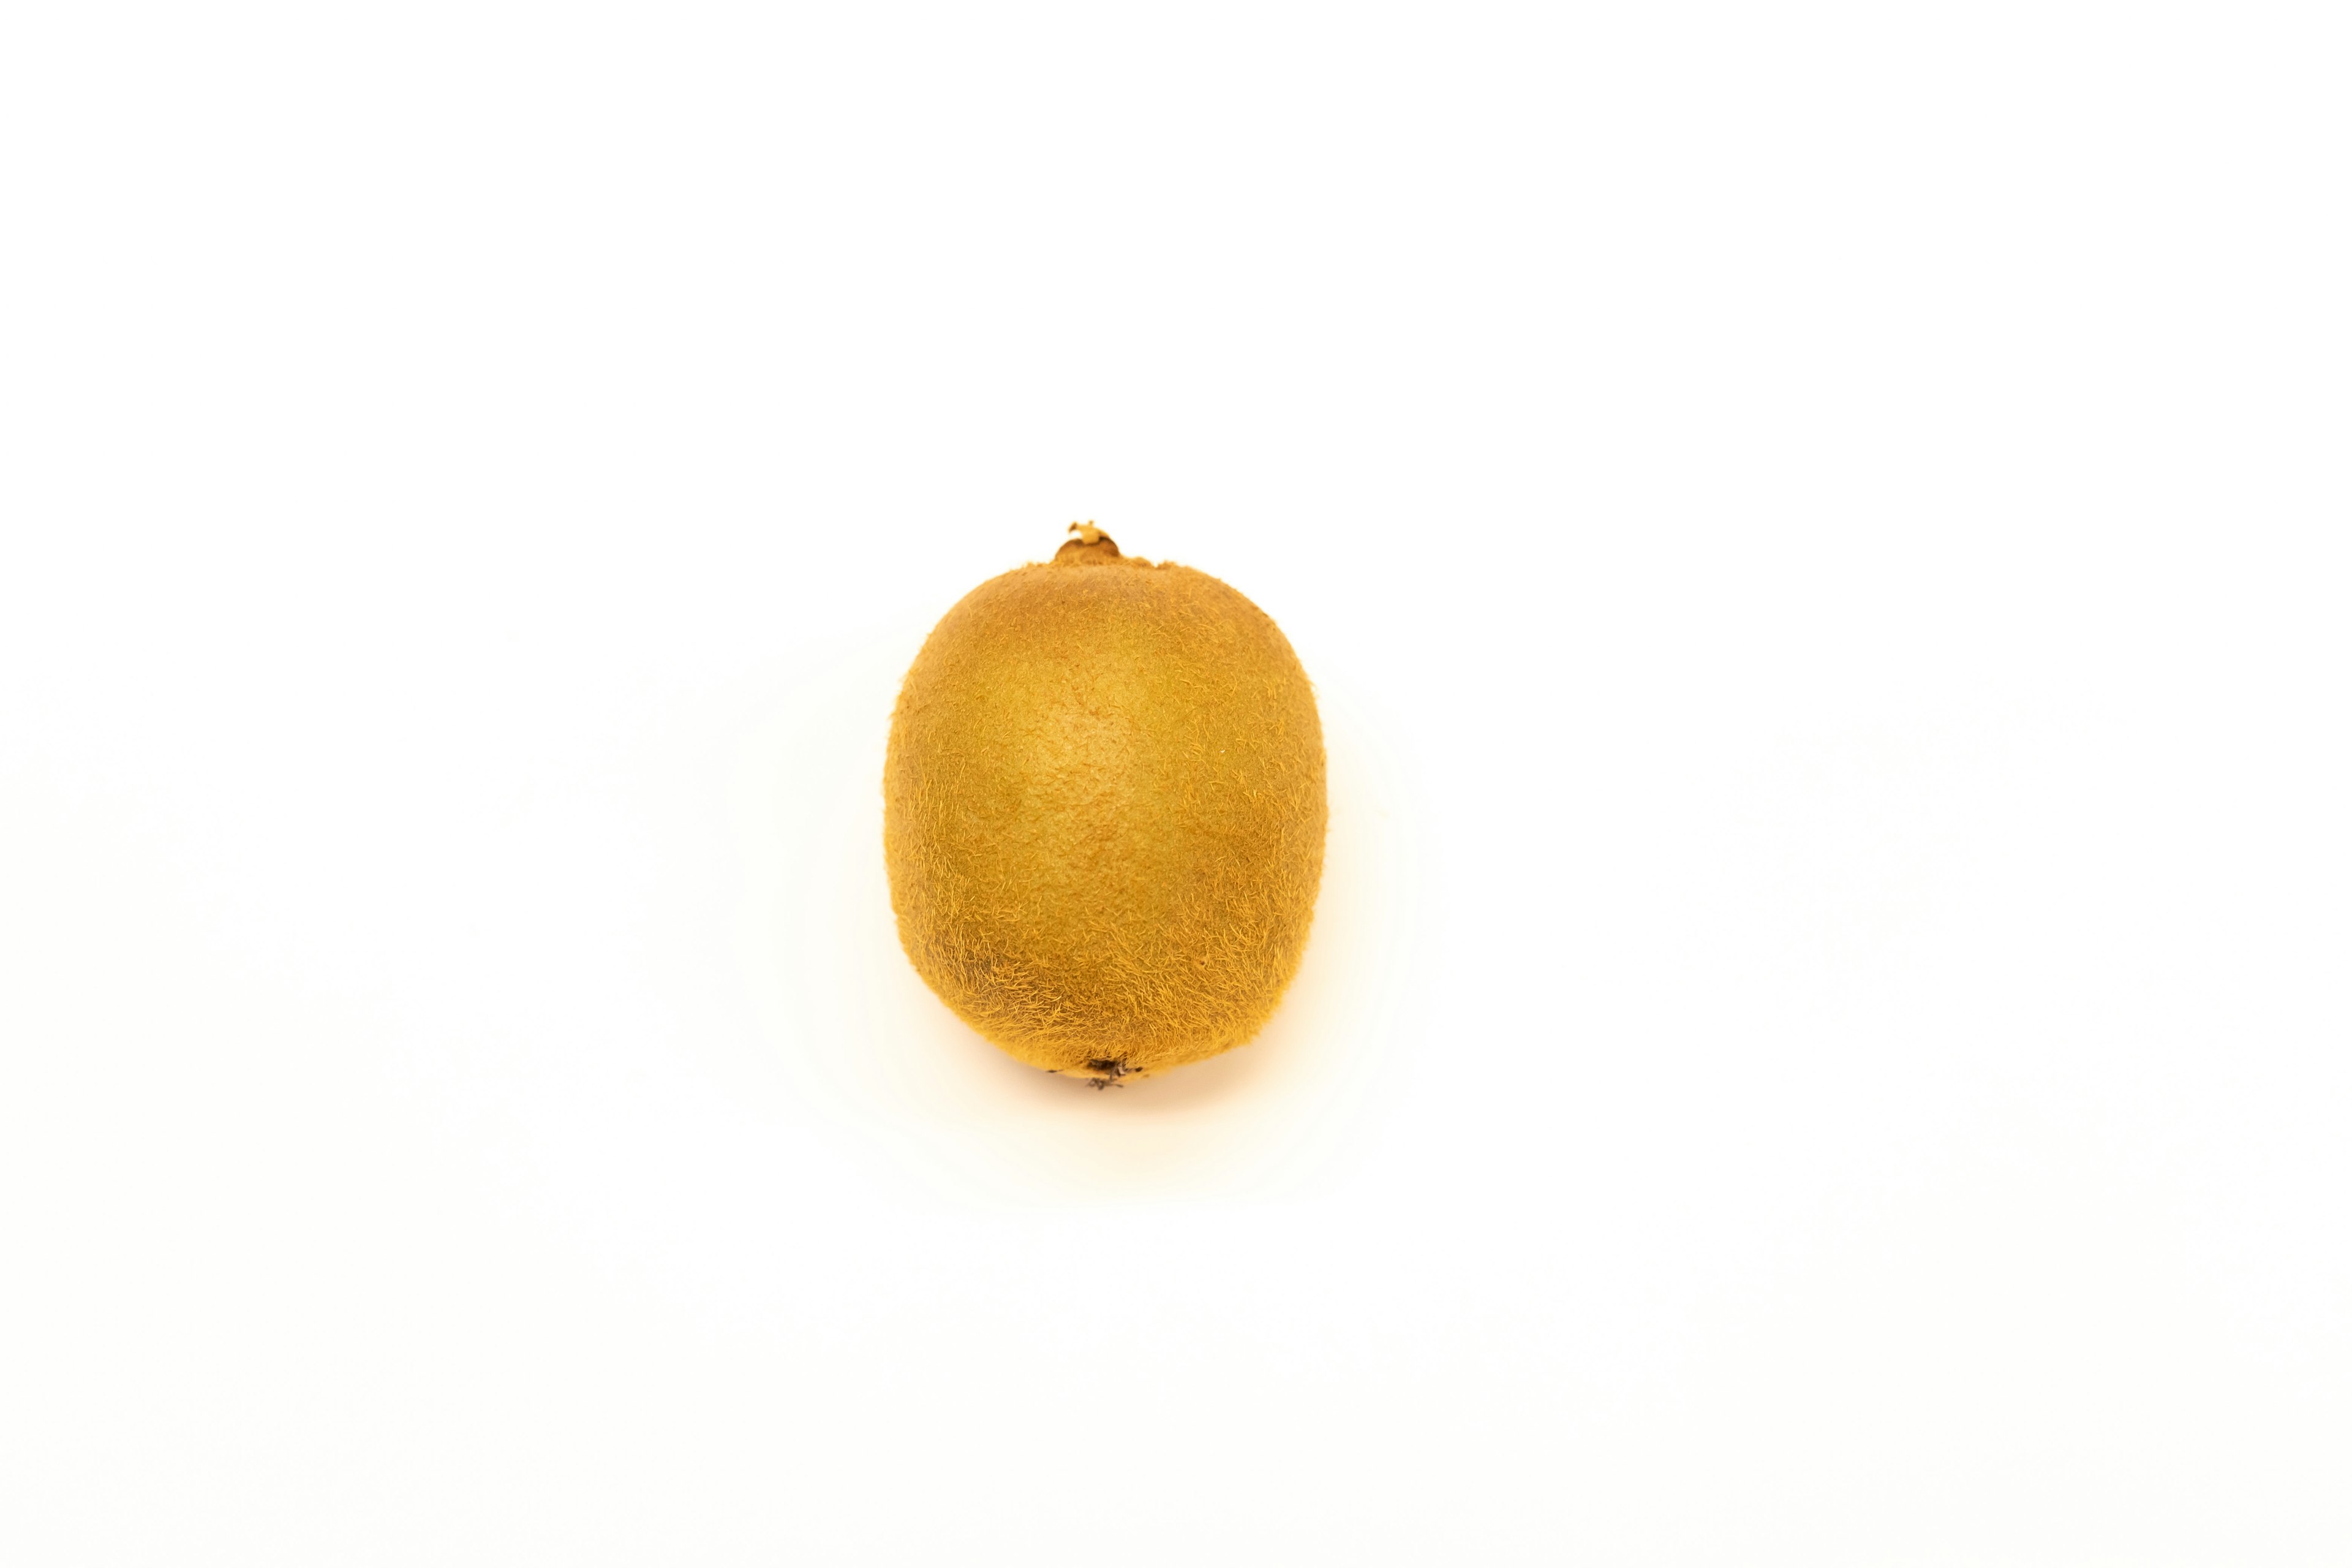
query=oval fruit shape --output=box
[883,526,1327,1085]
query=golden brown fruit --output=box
[883,526,1326,1085]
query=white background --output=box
[3,2,2347,1562]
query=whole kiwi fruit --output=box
[883,524,1326,1086]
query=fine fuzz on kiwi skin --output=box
[884,525,1326,1085]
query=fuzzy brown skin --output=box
[884,529,1326,1084]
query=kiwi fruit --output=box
[883,524,1326,1086]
